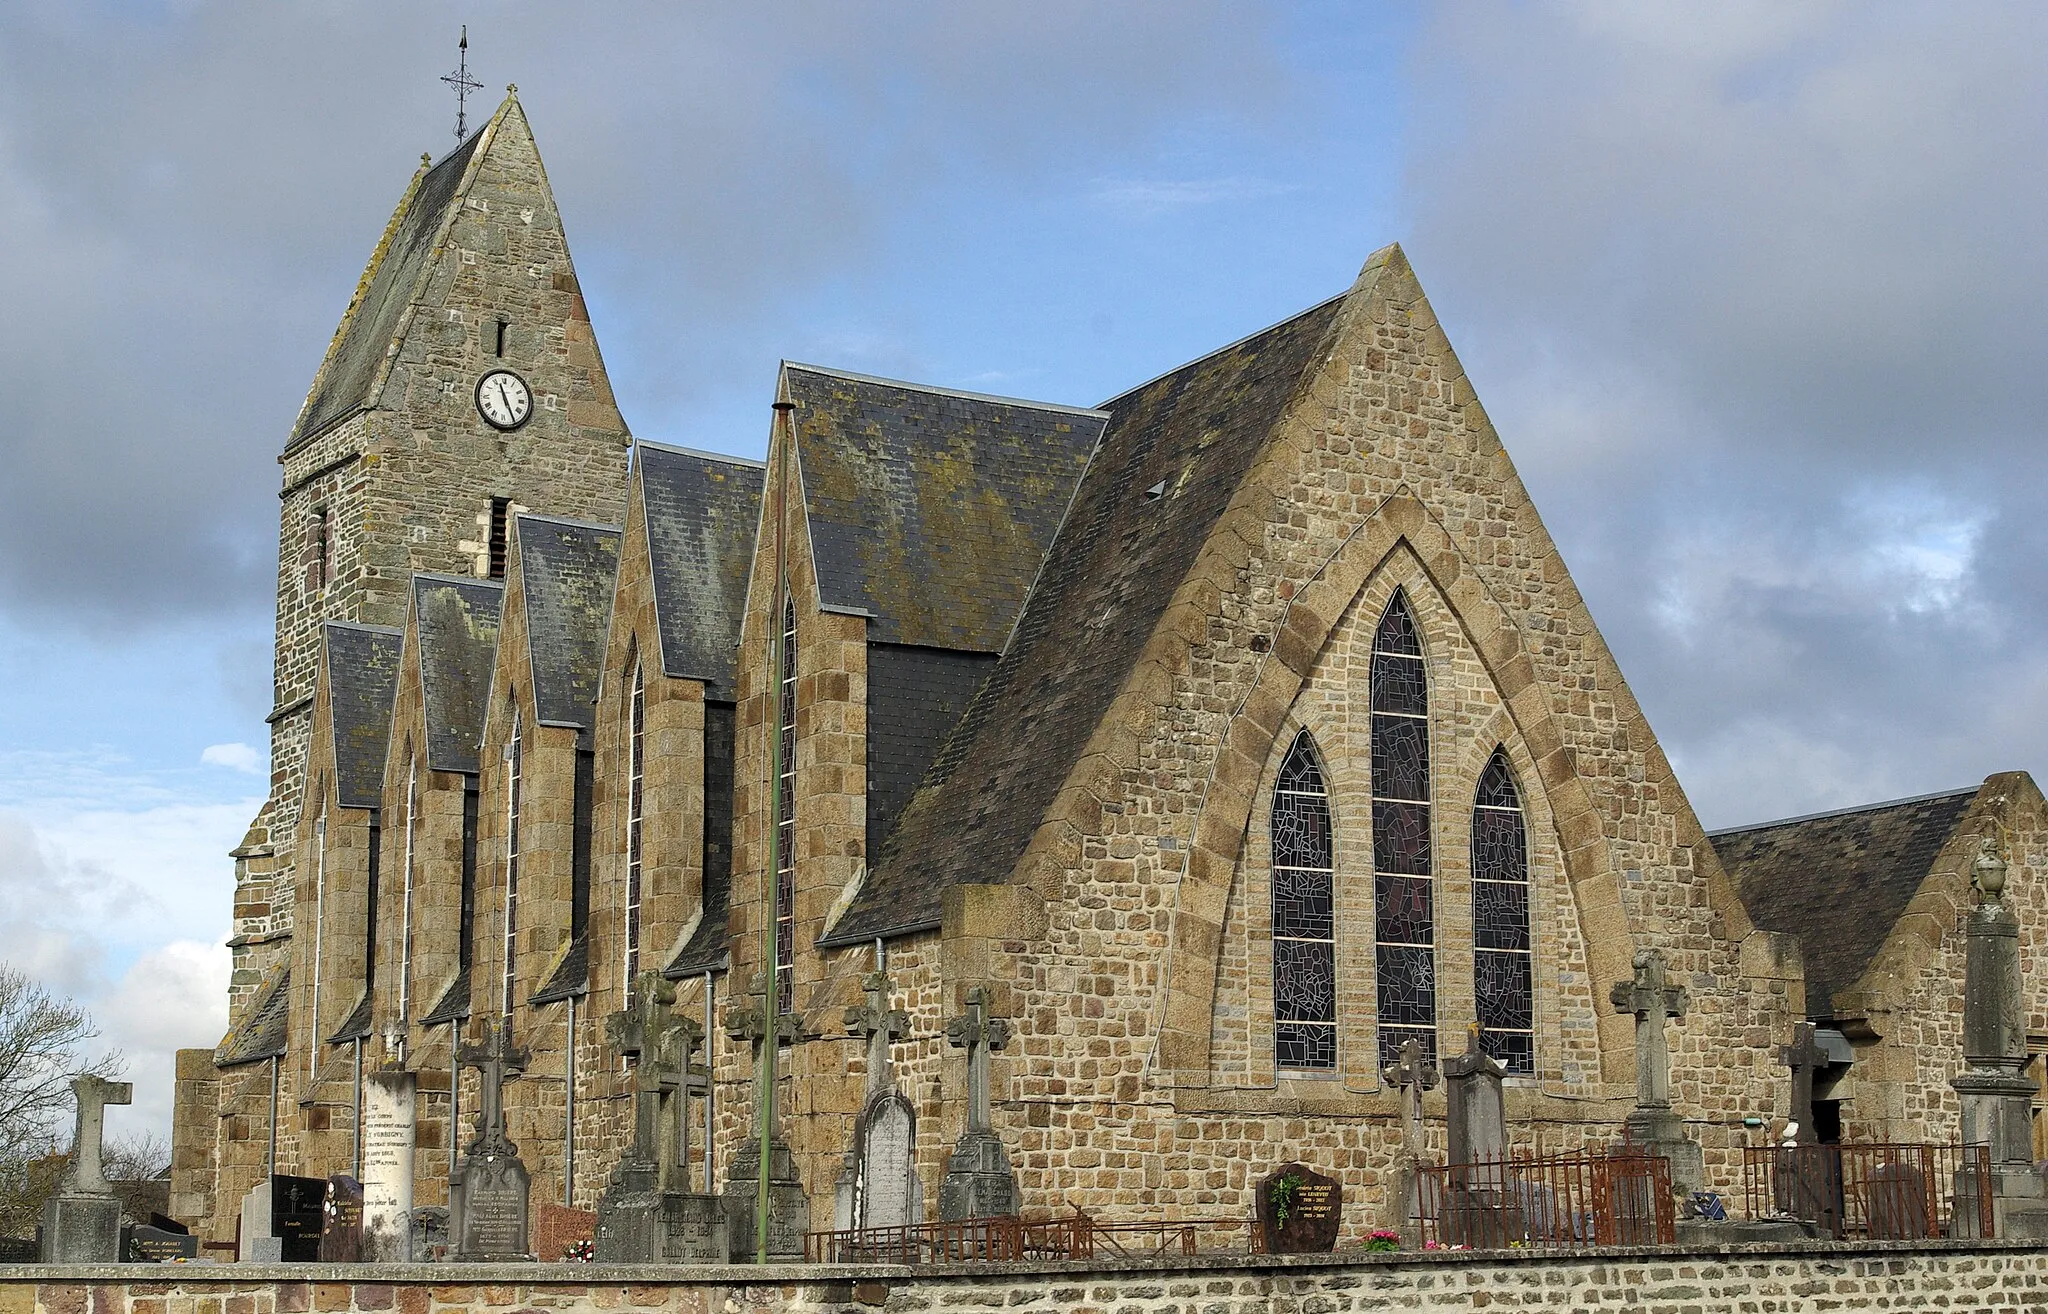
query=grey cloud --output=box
[1403,1,2048,825]
[0,0,1286,632]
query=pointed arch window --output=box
[1372,592,1436,1067]
[1271,731,1336,1071]
[774,597,797,1015]
[1473,750,1534,1074]
[501,704,522,1016]
[624,658,645,989]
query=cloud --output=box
[200,742,265,774]
[1089,176,1300,219]
[1402,0,2048,825]
[95,940,231,1145]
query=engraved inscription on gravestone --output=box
[273,1174,327,1263]
[1255,1162,1343,1254]
[318,1174,364,1263]
[126,1216,197,1263]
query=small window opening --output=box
[494,318,509,358]
[308,506,331,593]
[488,498,511,580]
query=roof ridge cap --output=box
[781,361,1109,418]
[1708,786,1981,837]
[514,510,625,534]
[1097,289,1349,409]
[635,439,767,469]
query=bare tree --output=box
[0,963,122,1238]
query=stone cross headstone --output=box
[938,986,1017,1221]
[452,1016,533,1261]
[836,971,920,1232]
[359,1066,417,1262]
[1949,835,2048,1239]
[607,971,685,1187]
[1779,1022,1826,1146]
[721,971,810,1261]
[40,1074,131,1263]
[317,1174,364,1262]
[1254,1162,1343,1254]
[596,974,726,1262]
[1382,1037,1440,1239]
[1608,947,1704,1199]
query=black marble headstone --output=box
[318,1174,364,1262]
[0,1237,36,1263]
[271,1174,327,1262]
[126,1223,198,1263]
[1255,1162,1342,1254]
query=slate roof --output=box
[825,294,1349,945]
[866,644,998,859]
[328,991,375,1044]
[531,939,588,1004]
[785,365,1105,653]
[415,575,505,776]
[215,968,292,1067]
[1713,787,1980,1019]
[324,623,402,810]
[289,129,484,450]
[514,515,621,740]
[638,443,765,693]
[419,967,471,1026]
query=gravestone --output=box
[596,972,726,1262]
[317,1175,363,1262]
[1948,836,2048,1239]
[1382,1037,1439,1242]
[938,987,1017,1221]
[238,1179,279,1262]
[533,1202,596,1262]
[274,1175,326,1262]
[0,1238,35,1263]
[408,1206,449,1260]
[1609,947,1704,1199]
[1254,1163,1342,1253]
[125,1215,197,1263]
[836,970,920,1233]
[721,972,810,1261]
[359,1067,416,1262]
[1868,1160,1932,1239]
[451,1017,533,1261]
[40,1074,131,1263]
[1441,1025,1519,1246]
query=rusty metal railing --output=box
[803,1212,1251,1263]
[1741,1143,1992,1239]
[1416,1150,1675,1249]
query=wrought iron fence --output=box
[803,1212,1251,1263]
[1741,1143,1992,1239]
[1414,1150,1675,1249]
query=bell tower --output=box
[231,88,632,1011]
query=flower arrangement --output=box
[1268,1171,1305,1222]
[561,1238,595,1263]
[1365,1229,1401,1252]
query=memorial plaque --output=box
[126,1223,198,1263]
[272,1174,326,1262]
[409,1206,449,1260]
[1255,1162,1342,1254]
[318,1174,364,1262]
[360,1069,416,1263]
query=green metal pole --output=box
[758,399,793,1263]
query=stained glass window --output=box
[775,597,797,1015]
[625,659,645,989]
[1373,592,1436,1067]
[501,705,521,1017]
[1473,749,1534,1074]
[1272,731,1335,1070]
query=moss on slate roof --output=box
[324,623,403,810]
[1713,787,1979,1019]
[415,575,504,776]
[638,443,764,693]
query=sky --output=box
[0,1,2043,1143]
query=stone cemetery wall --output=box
[8,1242,2048,1313]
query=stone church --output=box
[167,89,2048,1249]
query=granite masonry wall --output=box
[8,1243,2048,1314]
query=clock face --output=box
[475,369,533,431]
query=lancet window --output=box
[1271,731,1336,1071]
[399,753,416,1021]
[1472,750,1534,1074]
[1372,592,1436,1068]
[501,705,522,1016]
[624,659,645,988]
[775,597,797,1015]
